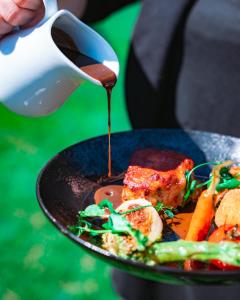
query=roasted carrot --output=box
[184,161,233,270]
[185,161,233,242]
[185,190,214,241]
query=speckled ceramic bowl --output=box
[36,129,240,285]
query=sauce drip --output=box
[52,27,117,177]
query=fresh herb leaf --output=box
[103,214,130,232]
[79,204,105,218]
[68,225,83,236]
[155,201,165,212]
[216,178,240,191]
[214,166,240,191]
[183,180,197,202]
[155,201,175,218]
[183,161,220,203]
[183,161,240,203]
[131,230,148,251]
[70,199,149,250]
[69,225,110,236]
[186,161,220,182]
[165,210,174,219]
[98,199,115,213]
[103,213,148,250]
[219,167,232,180]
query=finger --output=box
[0,0,36,26]
[0,15,13,35]
[13,0,43,10]
[21,1,44,28]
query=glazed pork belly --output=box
[121,149,194,208]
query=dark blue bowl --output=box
[36,129,240,285]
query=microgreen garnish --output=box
[164,210,175,219]
[216,166,240,191]
[98,199,115,213]
[183,161,220,203]
[216,178,240,191]
[155,201,176,219]
[68,225,111,236]
[79,204,105,218]
[102,213,148,250]
[69,199,149,250]
[183,161,240,204]
[69,199,177,250]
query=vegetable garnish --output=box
[185,161,234,242]
[183,161,220,203]
[69,199,175,251]
[183,160,240,204]
[79,204,105,218]
[69,199,149,250]
[216,165,240,191]
[155,202,176,219]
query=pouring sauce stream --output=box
[52,27,117,177]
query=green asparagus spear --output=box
[149,240,240,267]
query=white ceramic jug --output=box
[0,0,119,117]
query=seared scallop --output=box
[102,199,163,256]
[116,199,163,244]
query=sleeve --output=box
[82,0,138,23]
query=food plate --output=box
[36,129,240,284]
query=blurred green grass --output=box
[0,4,140,300]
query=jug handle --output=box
[38,0,58,26]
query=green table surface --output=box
[0,4,140,299]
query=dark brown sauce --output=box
[94,185,123,209]
[52,27,117,177]
[106,87,112,177]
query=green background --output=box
[0,3,140,300]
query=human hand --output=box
[0,0,45,39]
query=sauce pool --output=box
[94,185,123,209]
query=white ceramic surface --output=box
[0,0,119,117]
